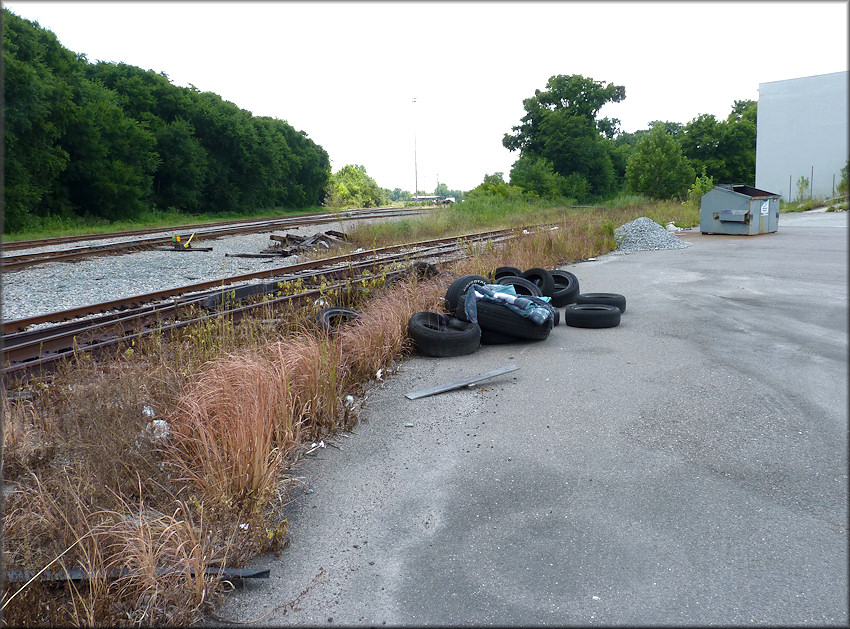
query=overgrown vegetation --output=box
[2,200,696,625]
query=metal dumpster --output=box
[700,184,781,235]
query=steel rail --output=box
[0,206,433,271]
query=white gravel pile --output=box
[614,216,692,253]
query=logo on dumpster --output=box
[761,200,770,216]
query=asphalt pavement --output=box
[212,210,848,627]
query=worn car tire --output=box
[564,304,621,328]
[495,276,543,297]
[480,328,526,345]
[411,261,440,279]
[317,307,361,333]
[476,300,553,340]
[407,312,481,357]
[575,292,626,313]
[549,270,580,307]
[494,266,523,280]
[445,274,488,316]
[521,268,556,297]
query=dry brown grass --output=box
[165,350,300,514]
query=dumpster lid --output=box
[718,184,781,199]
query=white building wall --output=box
[755,71,848,201]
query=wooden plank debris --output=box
[263,230,348,256]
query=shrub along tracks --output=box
[1,226,521,378]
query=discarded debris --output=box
[405,364,519,400]
[152,246,213,252]
[305,440,327,454]
[263,230,349,256]
[4,566,270,584]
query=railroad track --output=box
[2,226,520,378]
[0,206,433,271]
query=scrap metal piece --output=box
[404,364,519,400]
[4,566,270,584]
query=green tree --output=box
[3,10,77,229]
[718,99,756,184]
[503,74,625,199]
[510,154,576,199]
[60,74,159,220]
[625,122,695,199]
[685,168,714,209]
[681,100,756,185]
[324,164,387,209]
[434,183,463,200]
[465,172,526,199]
[838,161,849,197]
[386,188,412,202]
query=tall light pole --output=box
[412,96,418,198]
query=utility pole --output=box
[412,97,418,197]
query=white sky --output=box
[4,1,848,193]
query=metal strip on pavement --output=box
[405,364,519,400]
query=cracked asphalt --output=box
[209,210,848,627]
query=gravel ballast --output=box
[2,227,332,322]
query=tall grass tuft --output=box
[165,351,300,513]
[266,330,348,439]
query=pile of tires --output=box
[407,265,629,357]
[448,274,555,346]
[490,266,626,330]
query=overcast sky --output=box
[5,1,848,193]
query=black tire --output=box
[495,276,543,297]
[564,304,621,328]
[494,266,522,280]
[411,261,440,278]
[575,292,626,313]
[317,307,361,333]
[521,268,556,297]
[549,270,580,307]
[446,274,489,320]
[476,300,553,341]
[407,312,481,357]
[480,328,526,345]
[527,295,559,326]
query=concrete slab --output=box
[212,212,848,626]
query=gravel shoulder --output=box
[209,210,848,626]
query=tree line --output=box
[2,9,331,234]
[485,74,757,203]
